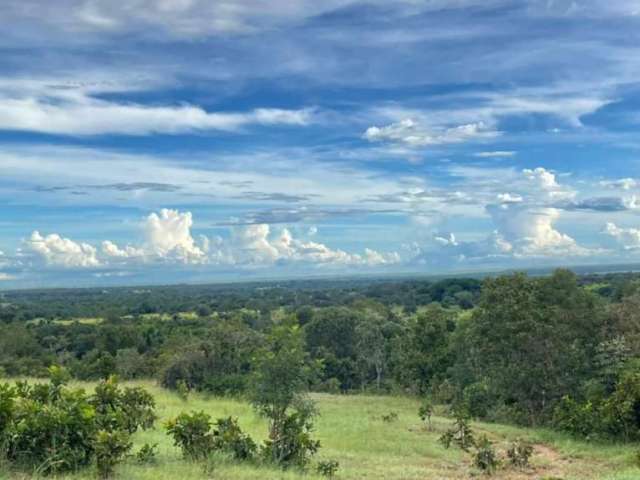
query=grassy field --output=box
[2,380,639,480]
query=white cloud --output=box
[600,178,638,190]
[232,224,399,266]
[0,88,313,136]
[363,118,500,147]
[497,193,523,203]
[23,231,101,268]
[17,209,399,271]
[144,209,207,263]
[523,167,575,201]
[474,151,516,158]
[0,273,14,281]
[486,204,587,257]
[603,222,640,250]
[434,232,458,247]
[101,240,144,259]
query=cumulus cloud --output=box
[17,209,399,271]
[603,223,640,250]
[101,240,144,259]
[363,119,500,147]
[523,167,575,201]
[487,204,586,257]
[144,209,207,263]
[23,231,101,268]
[232,224,399,266]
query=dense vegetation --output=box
[1,269,640,447]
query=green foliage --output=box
[166,412,257,462]
[463,380,493,419]
[5,382,96,473]
[456,270,605,426]
[418,398,433,429]
[91,375,157,434]
[250,323,322,468]
[382,411,399,422]
[135,443,158,464]
[0,383,15,437]
[260,405,321,469]
[506,439,533,469]
[316,459,340,478]
[473,435,499,475]
[0,371,155,476]
[553,396,599,438]
[176,379,190,401]
[439,407,475,451]
[165,410,213,460]
[212,417,256,460]
[94,429,132,479]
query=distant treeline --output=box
[2,270,640,440]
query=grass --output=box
[1,380,639,480]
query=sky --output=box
[1,0,640,289]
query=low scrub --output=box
[0,367,156,477]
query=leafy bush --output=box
[0,383,15,436]
[317,459,340,478]
[5,382,97,473]
[91,376,157,434]
[439,407,475,451]
[166,412,257,462]
[553,396,598,438]
[261,408,320,469]
[600,370,640,441]
[176,380,190,401]
[0,370,156,476]
[473,435,499,475]
[135,443,158,464]
[212,417,256,460]
[418,398,433,430]
[506,439,533,468]
[94,429,132,479]
[165,411,214,460]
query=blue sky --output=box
[1,0,640,288]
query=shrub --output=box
[507,439,533,468]
[5,383,96,474]
[0,383,15,436]
[94,430,132,479]
[176,380,190,402]
[553,396,598,438]
[418,398,433,430]
[212,417,256,460]
[317,459,340,478]
[261,407,321,469]
[439,407,475,451]
[473,435,499,475]
[600,370,640,441]
[0,370,156,476]
[165,410,213,460]
[135,443,158,464]
[91,376,157,434]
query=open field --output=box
[1,381,639,480]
